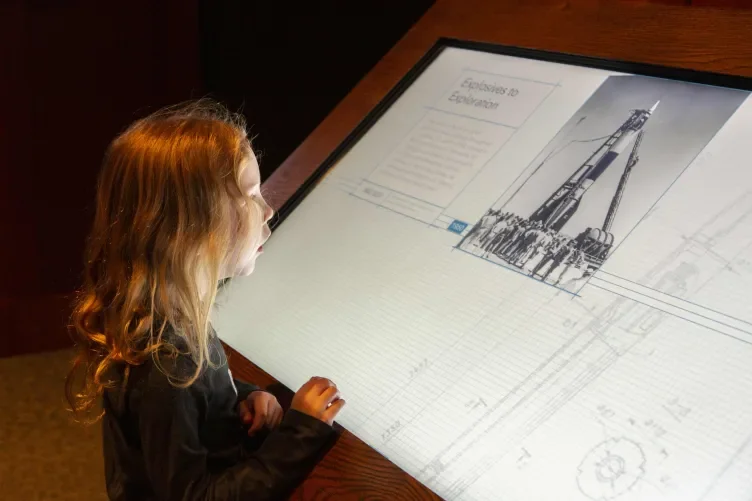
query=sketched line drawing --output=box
[577,438,647,500]
[413,192,752,500]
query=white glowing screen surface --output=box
[214,46,752,501]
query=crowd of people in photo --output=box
[460,209,596,289]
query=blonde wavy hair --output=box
[65,100,265,421]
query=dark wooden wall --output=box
[0,0,201,357]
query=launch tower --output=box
[530,101,658,268]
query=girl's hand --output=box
[238,391,283,435]
[291,377,346,426]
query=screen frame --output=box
[269,37,752,231]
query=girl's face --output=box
[226,154,273,278]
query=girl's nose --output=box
[263,201,274,223]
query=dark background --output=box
[200,1,435,180]
[0,0,433,356]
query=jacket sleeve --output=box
[137,376,335,501]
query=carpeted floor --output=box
[0,349,108,500]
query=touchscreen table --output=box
[214,40,752,501]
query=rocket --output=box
[530,101,659,232]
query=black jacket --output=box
[101,333,335,501]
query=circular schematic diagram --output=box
[577,438,646,500]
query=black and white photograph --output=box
[457,75,749,292]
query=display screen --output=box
[215,41,752,501]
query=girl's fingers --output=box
[249,402,266,434]
[311,377,334,395]
[322,398,346,425]
[298,377,322,394]
[265,398,276,426]
[320,386,341,406]
[238,400,252,424]
[269,399,283,428]
[272,407,283,428]
[249,412,265,434]
[253,392,268,414]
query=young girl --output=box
[65,100,345,500]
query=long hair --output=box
[65,100,265,421]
